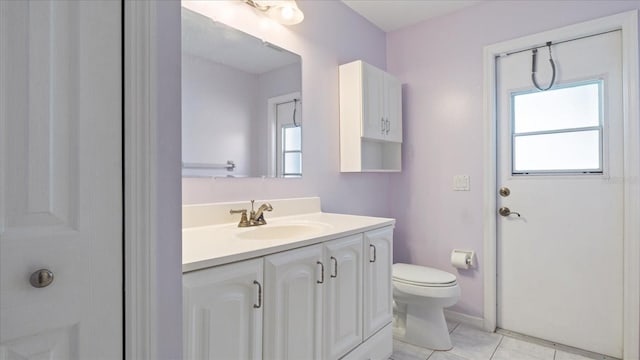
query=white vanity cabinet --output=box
[363,226,394,338]
[340,60,402,172]
[183,224,393,360]
[263,244,324,360]
[183,258,263,360]
[323,234,365,360]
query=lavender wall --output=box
[181,0,392,217]
[387,1,640,317]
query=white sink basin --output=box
[235,223,328,240]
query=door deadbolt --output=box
[499,187,511,197]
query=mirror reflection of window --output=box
[275,99,302,177]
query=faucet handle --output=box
[230,209,250,227]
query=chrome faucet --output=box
[230,200,273,227]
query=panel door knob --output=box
[30,269,54,288]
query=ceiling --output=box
[341,0,482,33]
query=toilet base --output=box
[393,302,452,351]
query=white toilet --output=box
[392,263,461,350]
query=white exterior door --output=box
[0,1,122,358]
[496,31,623,358]
[324,235,364,360]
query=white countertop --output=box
[182,212,394,273]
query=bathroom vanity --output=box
[182,197,394,360]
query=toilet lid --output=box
[393,263,457,287]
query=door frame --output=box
[125,0,185,358]
[482,10,640,359]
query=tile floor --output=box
[391,321,598,360]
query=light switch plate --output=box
[453,175,470,191]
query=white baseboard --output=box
[444,309,485,330]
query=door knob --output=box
[30,269,54,288]
[499,207,521,217]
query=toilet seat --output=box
[393,263,457,288]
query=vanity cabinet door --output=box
[323,234,364,360]
[363,226,394,339]
[183,258,263,360]
[264,244,324,360]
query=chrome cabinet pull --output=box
[330,256,338,278]
[317,261,324,284]
[253,280,262,309]
[380,117,385,134]
[30,269,54,288]
[369,244,377,263]
[385,119,390,134]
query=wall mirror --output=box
[182,7,302,178]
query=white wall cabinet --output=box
[183,226,393,360]
[340,60,402,172]
[183,258,264,360]
[362,63,402,142]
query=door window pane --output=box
[513,82,600,133]
[513,130,601,172]
[511,80,603,174]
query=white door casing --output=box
[483,11,640,360]
[0,0,122,358]
[496,31,622,357]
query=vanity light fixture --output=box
[245,0,304,25]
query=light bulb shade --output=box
[264,0,304,25]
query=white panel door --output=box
[324,234,364,360]
[183,259,263,360]
[496,31,623,358]
[0,0,122,358]
[363,227,393,338]
[264,244,323,360]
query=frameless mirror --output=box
[181,7,302,178]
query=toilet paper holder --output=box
[451,249,475,269]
